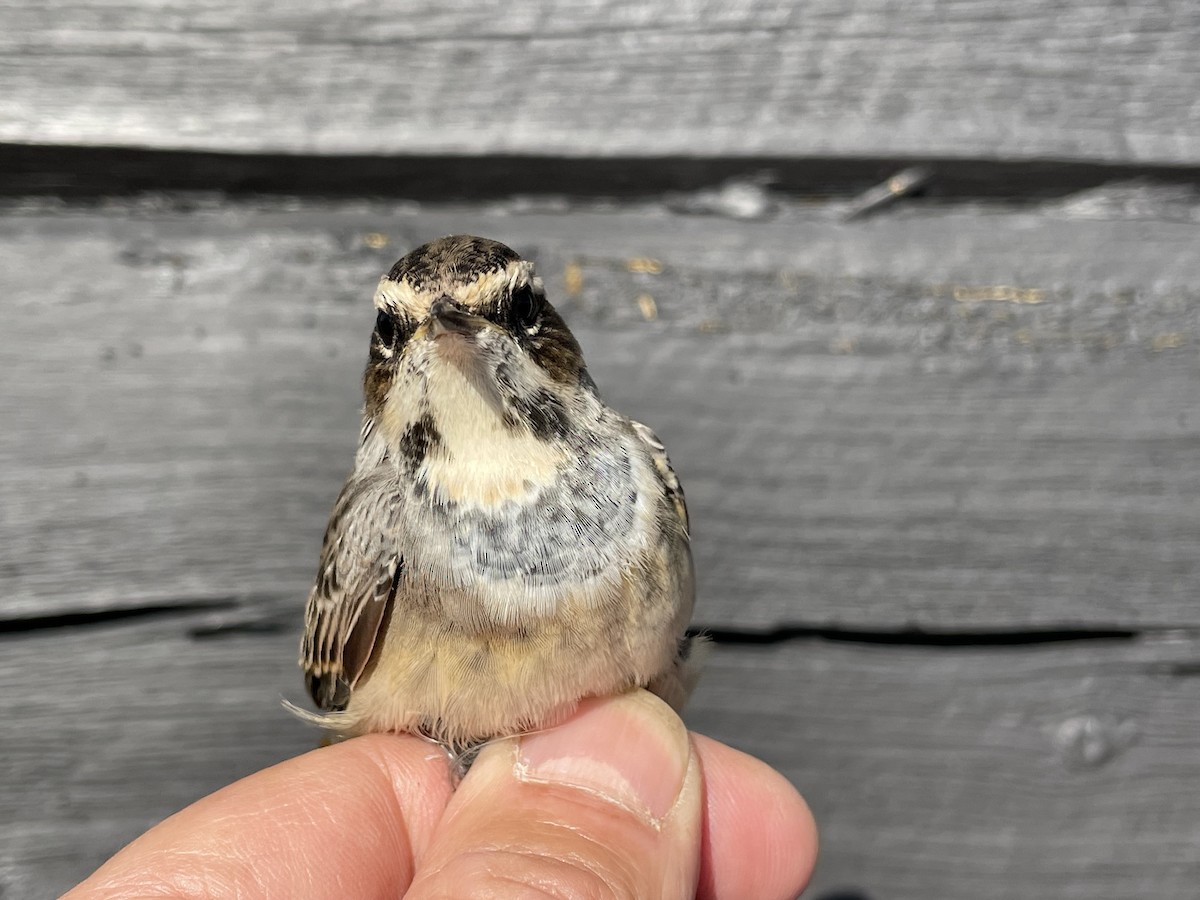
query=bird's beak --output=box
[421,295,508,416]
[427,296,485,339]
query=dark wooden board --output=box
[3,1,1200,164]
[2,201,1199,630]
[4,614,1198,899]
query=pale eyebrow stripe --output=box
[374,260,536,317]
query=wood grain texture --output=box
[3,616,1198,898]
[2,0,1200,164]
[2,201,1199,629]
[688,635,1200,900]
[0,618,317,900]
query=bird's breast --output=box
[377,354,665,620]
[409,443,637,581]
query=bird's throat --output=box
[382,356,567,508]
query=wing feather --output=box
[630,419,689,538]
[300,474,401,711]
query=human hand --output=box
[66,690,816,898]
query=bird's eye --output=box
[510,285,543,331]
[375,310,397,346]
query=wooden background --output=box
[2,2,1199,897]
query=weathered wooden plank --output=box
[2,202,1199,629]
[0,619,316,900]
[2,1,1200,164]
[688,636,1200,900]
[3,617,1198,898]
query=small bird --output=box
[298,235,700,769]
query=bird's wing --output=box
[630,419,689,538]
[299,474,402,711]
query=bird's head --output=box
[363,236,597,489]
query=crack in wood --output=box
[0,602,1154,650]
[693,624,1140,648]
[3,144,1199,202]
[0,598,240,635]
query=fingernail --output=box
[516,691,691,823]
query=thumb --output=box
[406,690,702,899]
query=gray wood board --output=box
[3,614,1198,899]
[3,0,1200,165]
[2,200,1199,630]
[690,635,1200,900]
